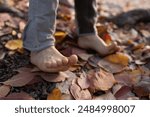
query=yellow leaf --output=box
[47,88,62,100]
[5,39,23,51]
[105,52,131,66]
[54,31,67,43]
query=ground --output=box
[0,0,150,100]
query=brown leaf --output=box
[2,72,36,87]
[134,80,150,97]
[61,94,74,100]
[93,91,116,100]
[56,71,77,94]
[47,88,62,100]
[38,72,67,83]
[0,92,34,100]
[114,86,135,100]
[114,69,142,86]
[77,73,90,89]
[112,84,123,95]
[0,85,11,98]
[98,59,126,73]
[87,69,116,91]
[70,83,92,100]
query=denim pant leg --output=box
[23,0,59,52]
[74,0,97,36]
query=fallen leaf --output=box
[102,33,112,45]
[77,73,90,89]
[61,94,74,100]
[78,53,93,61]
[105,52,131,66]
[56,71,77,94]
[47,88,62,100]
[112,84,123,95]
[133,80,150,97]
[98,59,126,73]
[5,39,23,51]
[0,85,11,98]
[93,91,116,100]
[1,72,36,87]
[114,69,142,86]
[38,72,67,83]
[87,69,116,92]
[55,31,67,43]
[70,83,92,100]
[114,86,135,100]
[0,92,34,100]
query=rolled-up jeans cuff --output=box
[23,0,58,52]
[23,40,55,52]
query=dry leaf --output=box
[55,31,67,43]
[2,72,36,87]
[133,80,150,97]
[61,94,74,100]
[87,69,116,91]
[38,72,67,83]
[112,84,123,95]
[0,85,11,98]
[102,33,112,45]
[5,39,23,50]
[70,83,92,100]
[77,73,90,89]
[56,71,77,94]
[114,69,142,86]
[93,91,116,100]
[0,92,34,100]
[105,52,131,66]
[47,88,62,100]
[98,59,126,73]
[114,86,135,100]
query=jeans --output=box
[23,0,97,51]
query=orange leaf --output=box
[102,33,112,45]
[47,88,62,100]
[54,31,67,43]
[5,39,23,51]
[105,52,131,66]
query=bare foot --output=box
[78,34,119,56]
[30,46,78,72]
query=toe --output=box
[56,59,63,66]
[62,57,69,65]
[68,54,78,65]
[45,62,52,68]
[51,60,57,68]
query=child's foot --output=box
[30,46,78,72]
[78,34,119,56]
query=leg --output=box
[23,0,77,72]
[75,0,118,56]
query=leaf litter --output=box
[0,0,150,100]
